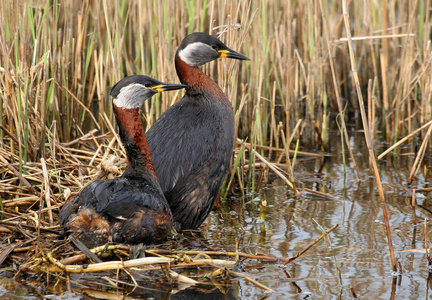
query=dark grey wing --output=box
[146,97,234,229]
[164,156,229,229]
[97,178,169,220]
[60,177,168,224]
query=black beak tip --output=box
[227,50,250,61]
[161,83,188,91]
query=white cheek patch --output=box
[178,42,212,66]
[113,83,150,109]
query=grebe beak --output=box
[218,49,250,61]
[152,83,188,93]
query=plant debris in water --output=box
[0,127,333,296]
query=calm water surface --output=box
[1,128,432,299]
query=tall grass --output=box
[0,0,431,193]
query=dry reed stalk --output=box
[0,152,40,196]
[390,9,415,144]
[239,138,297,192]
[146,249,286,263]
[208,263,275,293]
[163,265,199,284]
[318,0,361,179]
[235,140,326,157]
[268,82,276,161]
[61,129,99,147]
[400,247,432,254]
[301,188,337,200]
[39,245,275,290]
[61,247,130,266]
[341,0,397,272]
[367,80,374,145]
[60,85,100,128]
[337,33,417,42]
[425,219,432,264]
[280,130,294,181]
[40,158,53,226]
[411,189,417,228]
[281,224,338,266]
[407,122,432,183]
[80,288,136,300]
[381,0,390,143]
[0,219,59,235]
[45,256,174,273]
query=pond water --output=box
[1,127,432,299]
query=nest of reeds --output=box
[0,123,335,295]
[0,128,268,293]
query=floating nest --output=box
[0,129,334,297]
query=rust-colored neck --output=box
[113,105,156,178]
[175,56,227,101]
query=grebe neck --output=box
[175,56,227,100]
[113,105,156,178]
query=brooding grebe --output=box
[60,75,186,247]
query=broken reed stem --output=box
[60,85,100,128]
[336,33,416,42]
[59,244,131,265]
[411,189,418,250]
[378,120,432,159]
[61,129,99,147]
[68,235,103,263]
[424,219,431,263]
[39,247,287,274]
[210,263,275,293]
[302,188,337,200]
[164,265,199,284]
[0,206,62,227]
[318,0,361,179]
[281,224,338,266]
[235,140,327,157]
[40,246,275,290]
[341,0,397,272]
[46,257,174,273]
[40,158,53,226]
[0,152,40,196]
[238,138,297,192]
[254,149,296,192]
[408,122,432,184]
[411,189,417,227]
[280,129,295,183]
[146,249,286,262]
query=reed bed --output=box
[0,0,431,294]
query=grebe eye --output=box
[144,83,152,88]
[212,45,218,51]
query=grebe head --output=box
[111,75,187,109]
[177,32,250,67]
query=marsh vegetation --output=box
[0,0,432,298]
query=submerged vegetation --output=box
[0,0,431,296]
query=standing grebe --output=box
[60,75,187,248]
[146,32,249,230]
